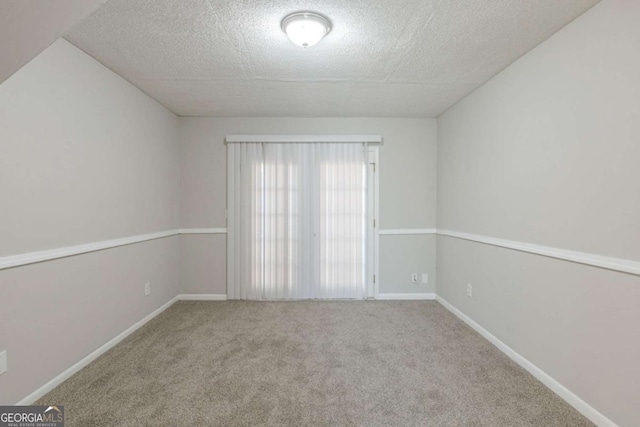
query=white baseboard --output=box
[435,296,617,427]
[376,293,436,300]
[178,294,227,301]
[17,295,180,405]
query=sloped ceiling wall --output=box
[0,0,108,84]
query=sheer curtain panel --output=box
[227,142,367,299]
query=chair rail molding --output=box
[3,227,637,277]
[379,228,436,235]
[0,230,180,270]
[437,229,640,276]
[0,228,228,270]
[179,228,227,234]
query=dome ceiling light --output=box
[281,12,332,48]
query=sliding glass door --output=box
[227,142,369,299]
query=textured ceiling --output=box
[65,0,599,117]
[0,0,107,84]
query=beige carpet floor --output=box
[37,301,592,426]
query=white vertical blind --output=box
[227,142,367,299]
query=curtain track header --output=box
[225,135,382,144]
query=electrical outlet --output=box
[466,283,473,298]
[0,350,7,375]
[144,282,151,296]
[421,273,429,284]
[411,273,418,283]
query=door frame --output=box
[367,146,379,299]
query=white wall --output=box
[179,117,437,296]
[0,39,181,404]
[437,0,640,425]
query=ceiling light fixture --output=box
[281,12,331,48]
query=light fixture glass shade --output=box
[281,12,331,48]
